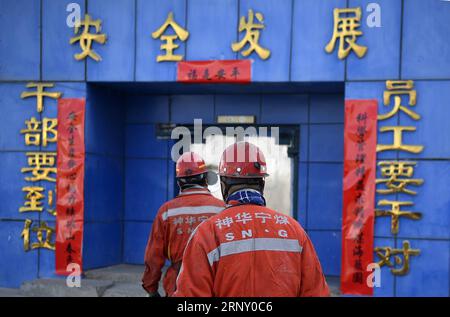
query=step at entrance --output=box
[84,264,144,283]
[20,278,114,297]
[17,264,150,297]
[16,264,339,296]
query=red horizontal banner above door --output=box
[177,60,251,83]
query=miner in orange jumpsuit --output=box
[142,152,226,297]
[174,142,329,297]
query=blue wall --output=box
[123,94,172,263]
[0,0,449,82]
[341,0,450,296]
[0,83,87,285]
[0,0,449,296]
[346,81,450,297]
[83,85,125,270]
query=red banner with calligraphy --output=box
[55,98,86,276]
[341,99,378,295]
[177,60,251,83]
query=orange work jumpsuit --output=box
[142,187,225,296]
[174,204,330,297]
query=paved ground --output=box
[0,264,340,297]
[0,287,23,297]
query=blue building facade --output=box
[0,0,449,296]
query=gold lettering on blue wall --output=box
[21,152,57,182]
[376,161,424,195]
[376,126,424,153]
[21,219,55,251]
[374,241,420,276]
[19,187,45,213]
[374,79,423,276]
[19,82,59,252]
[20,117,58,147]
[232,9,271,60]
[375,200,422,235]
[325,7,367,60]
[152,12,189,62]
[70,14,107,62]
[20,82,62,113]
[381,80,419,121]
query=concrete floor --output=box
[0,264,340,297]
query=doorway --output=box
[83,84,344,279]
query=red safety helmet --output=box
[176,152,208,178]
[219,141,268,178]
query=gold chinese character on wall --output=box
[376,126,424,153]
[152,12,189,62]
[376,161,424,195]
[375,200,422,234]
[374,79,423,277]
[21,219,55,251]
[19,186,56,215]
[18,82,60,253]
[377,80,423,153]
[21,152,57,182]
[232,9,271,60]
[325,7,367,60]
[380,80,419,121]
[20,117,58,147]
[19,187,45,213]
[70,14,107,62]
[374,241,420,275]
[20,83,62,113]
